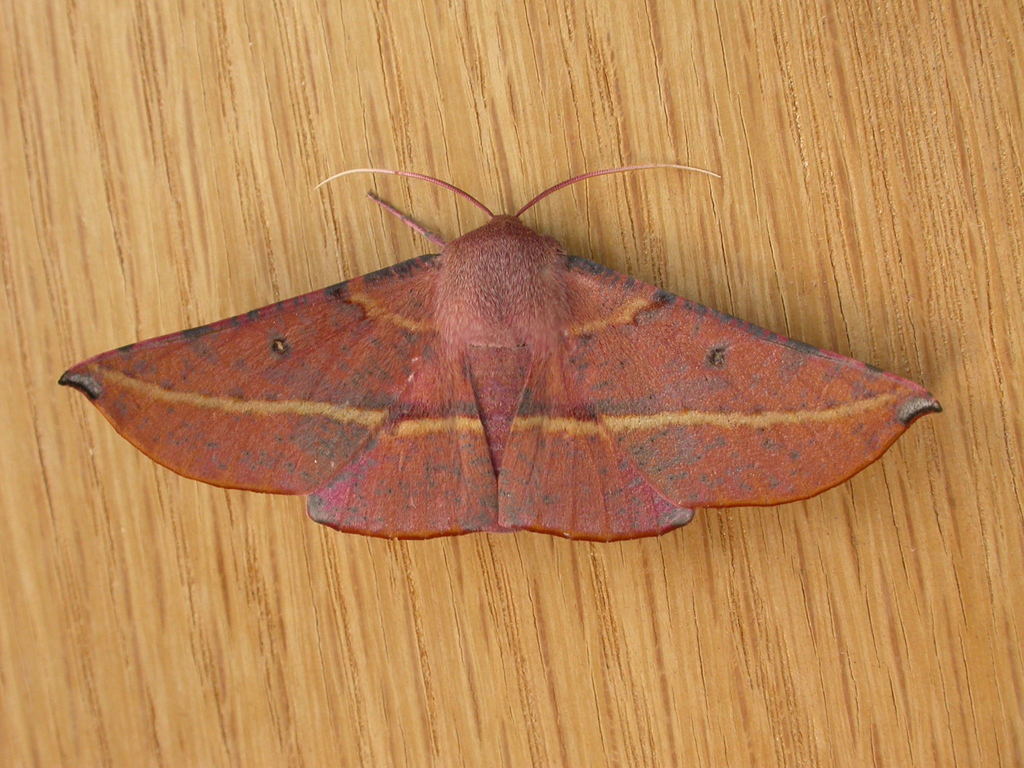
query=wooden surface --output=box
[2,1,1021,765]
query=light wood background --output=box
[2,1,1021,765]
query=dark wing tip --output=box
[306,495,338,528]
[897,396,942,425]
[668,507,696,528]
[58,370,103,400]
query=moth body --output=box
[434,215,571,472]
[437,216,569,351]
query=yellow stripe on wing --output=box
[99,368,896,440]
[512,393,898,435]
[347,292,432,332]
[99,367,487,435]
[395,417,485,436]
[568,297,652,336]
[98,367,388,427]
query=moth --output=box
[60,165,941,540]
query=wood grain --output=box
[2,0,1020,765]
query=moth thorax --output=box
[437,216,568,348]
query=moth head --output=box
[445,215,563,264]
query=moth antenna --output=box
[366,191,447,246]
[514,163,721,217]
[316,168,495,217]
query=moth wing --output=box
[61,255,445,496]
[498,355,695,540]
[550,256,940,515]
[309,350,499,538]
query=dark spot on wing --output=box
[363,264,398,285]
[683,299,710,317]
[633,288,678,326]
[565,254,614,276]
[707,346,727,367]
[181,324,216,341]
[363,253,441,285]
[781,337,820,356]
[58,371,103,400]
[652,289,677,306]
[271,338,289,355]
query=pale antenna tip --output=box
[515,162,721,217]
[314,168,494,217]
[315,168,396,191]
